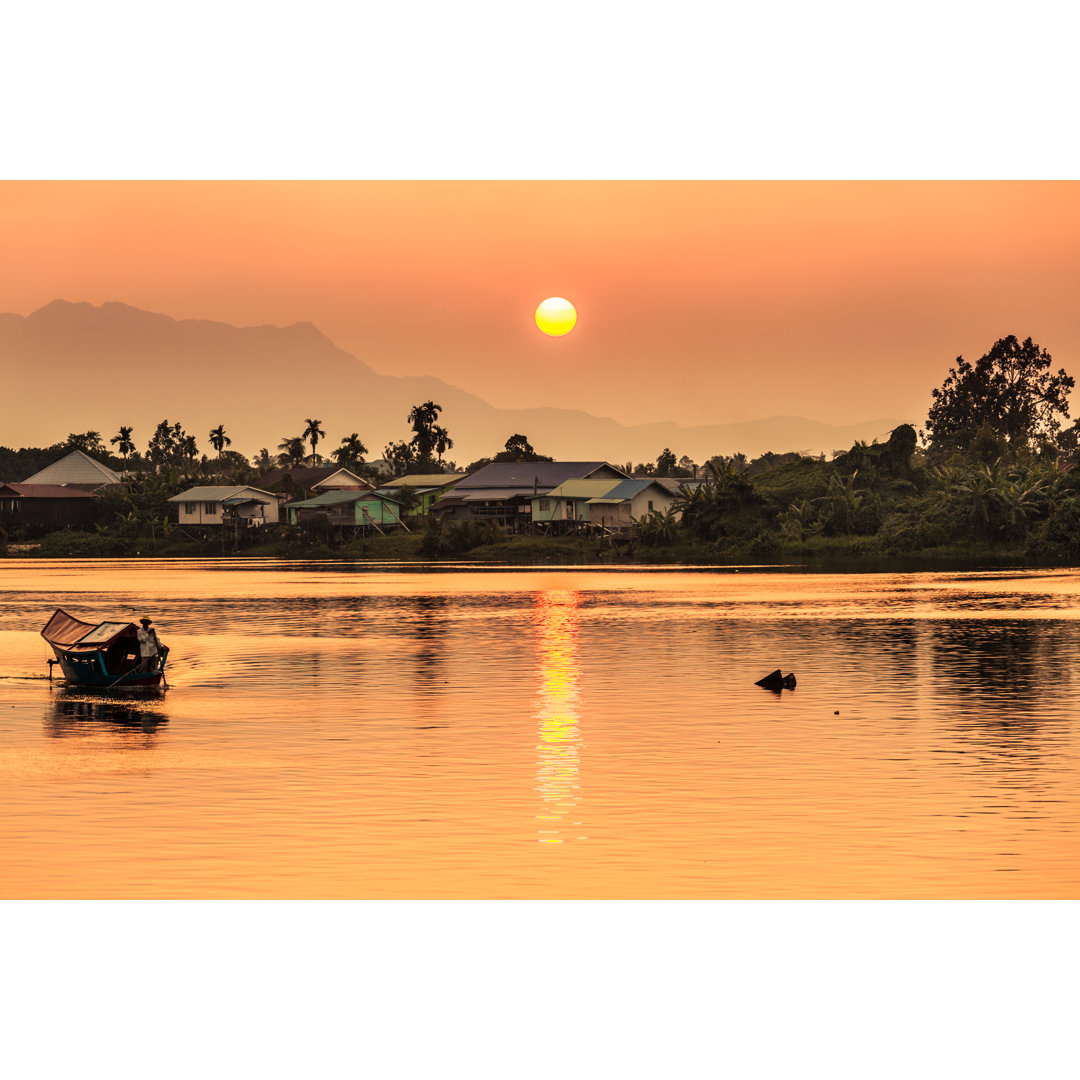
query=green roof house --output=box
[287,489,407,532]
[378,473,466,518]
[531,479,626,524]
[586,478,679,532]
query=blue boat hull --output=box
[51,645,169,689]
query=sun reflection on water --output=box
[533,589,585,843]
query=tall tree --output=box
[110,426,135,462]
[66,431,106,455]
[208,424,231,457]
[503,434,534,458]
[146,420,188,470]
[181,434,199,465]
[214,450,255,483]
[925,336,1073,455]
[655,448,678,477]
[383,439,417,478]
[332,433,368,470]
[432,425,453,465]
[277,435,306,468]
[252,448,274,472]
[303,418,326,465]
[492,434,554,464]
[407,401,446,466]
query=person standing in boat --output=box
[137,616,161,672]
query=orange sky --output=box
[2,181,1078,431]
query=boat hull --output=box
[50,646,169,689]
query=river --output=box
[2,558,1078,898]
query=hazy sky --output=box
[3,181,1078,431]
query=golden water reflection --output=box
[533,589,585,843]
[46,689,169,738]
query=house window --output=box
[204,502,218,515]
[648,500,654,511]
[185,502,197,514]
[539,499,550,511]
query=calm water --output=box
[2,558,1079,898]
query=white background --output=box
[3,2,1076,1076]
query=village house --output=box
[167,486,280,528]
[287,489,407,532]
[0,483,97,530]
[530,477,680,533]
[531,479,624,526]
[582,478,680,531]
[432,462,630,530]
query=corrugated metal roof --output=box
[166,486,276,502]
[386,473,466,487]
[455,462,626,490]
[596,478,667,500]
[375,485,438,497]
[647,477,699,494]
[314,468,373,489]
[0,483,95,499]
[22,450,122,486]
[450,488,535,502]
[539,479,622,499]
[290,490,403,509]
[254,466,370,490]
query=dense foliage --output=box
[925,336,1073,455]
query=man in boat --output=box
[137,616,161,672]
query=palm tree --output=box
[407,401,445,465]
[180,434,199,466]
[208,424,231,457]
[432,425,453,465]
[303,418,326,465]
[332,433,368,469]
[278,435,306,468]
[110,425,135,462]
[252,448,274,472]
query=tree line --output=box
[629,335,1080,562]
[5,334,1080,563]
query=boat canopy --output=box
[41,609,138,651]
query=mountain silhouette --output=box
[1,300,905,464]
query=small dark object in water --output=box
[755,669,797,691]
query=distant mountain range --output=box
[0,300,904,465]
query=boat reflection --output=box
[45,687,169,738]
[533,589,585,843]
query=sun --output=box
[535,297,577,337]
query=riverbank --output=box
[3,529,1069,571]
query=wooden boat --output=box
[41,609,169,689]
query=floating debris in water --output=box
[755,669,797,691]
